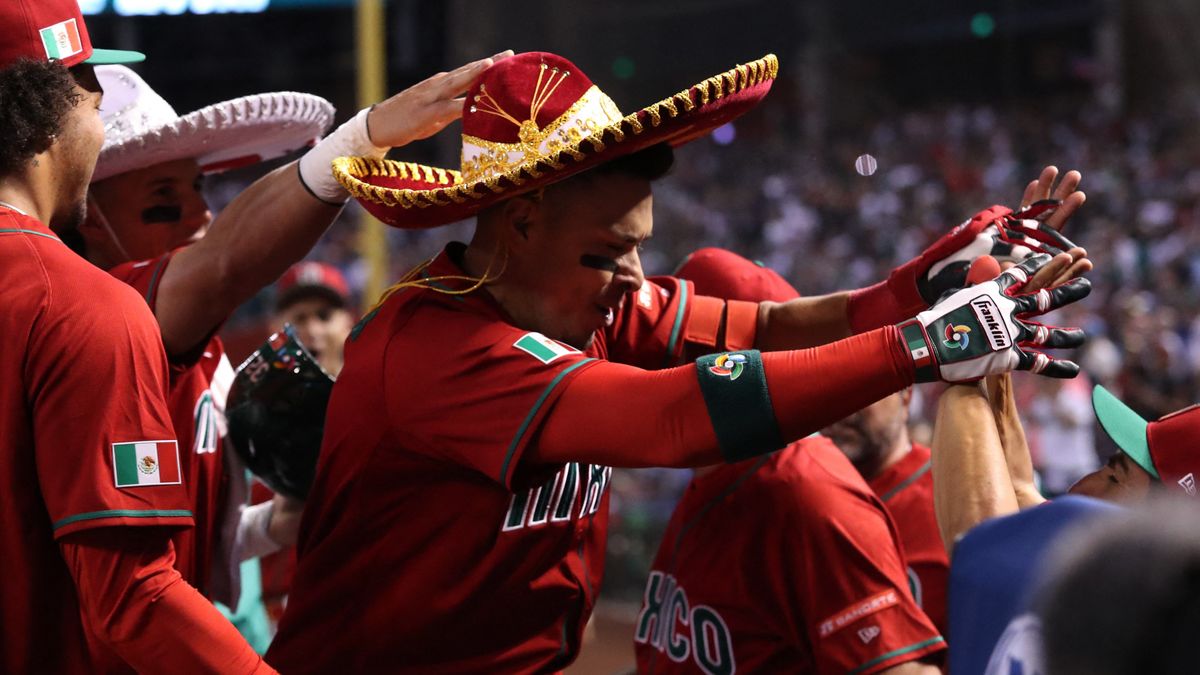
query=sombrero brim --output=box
[333,54,778,229]
[92,92,335,183]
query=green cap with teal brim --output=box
[1091,385,1159,479]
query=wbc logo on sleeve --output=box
[113,441,182,488]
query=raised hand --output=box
[899,254,1091,383]
[917,203,1084,304]
[366,50,514,149]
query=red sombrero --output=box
[332,51,778,229]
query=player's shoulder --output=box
[757,437,884,512]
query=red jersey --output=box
[0,209,189,673]
[269,243,734,674]
[867,443,949,636]
[635,437,945,675]
[109,251,234,597]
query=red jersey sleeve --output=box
[29,273,192,539]
[783,481,945,674]
[384,308,600,490]
[605,276,758,370]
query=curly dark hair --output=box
[0,59,83,177]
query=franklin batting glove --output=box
[896,254,1090,384]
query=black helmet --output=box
[225,325,334,499]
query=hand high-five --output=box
[900,253,1091,383]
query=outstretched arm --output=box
[986,374,1048,509]
[931,382,1020,554]
[153,54,508,356]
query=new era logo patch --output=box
[858,626,881,644]
[513,332,578,364]
[39,19,83,60]
[1179,473,1197,496]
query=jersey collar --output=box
[0,208,61,242]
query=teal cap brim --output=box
[85,48,145,65]
[1092,385,1158,479]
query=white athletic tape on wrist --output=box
[235,499,282,562]
[298,107,388,204]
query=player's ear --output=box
[497,195,541,250]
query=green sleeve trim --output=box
[694,350,785,463]
[880,459,932,503]
[53,508,193,531]
[0,228,59,241]
[499,358,596,485]
[144,255,170,305]
[662,280,689,367]
[848,636,945,675]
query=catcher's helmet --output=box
[225,324,334,499]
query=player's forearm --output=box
[985,374,1047,508]
[755,292,852,351]
[154,162,340,355]
[931,383,1020,555]
[535,327,914,468]
[61,529,275,674]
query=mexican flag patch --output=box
[39,19,83,61]
[113,441,181,487]
[513,332,577,364]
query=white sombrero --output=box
[92,65,336,183]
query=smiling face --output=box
[84,157,211,267]
[1068,452,1156,503]
[494,171,653,350]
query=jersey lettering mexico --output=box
[269,243,749,674]
[110,250,234,596]
[867,443,949,636]
[635,437,944,675]
[0,210,189,673]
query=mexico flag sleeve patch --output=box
[513,332,578,364]
[113,441,182,487]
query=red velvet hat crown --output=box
[333,51,778,229]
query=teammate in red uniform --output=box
[269,51,1089,673]
[634,249,943,674]
[0,1,272,672]
[61,54,507,611]
[824,392,948,634]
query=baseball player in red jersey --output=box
[0,1,274,672]
[59,54,509,613]
[268,51,1089,673]
[633,249,943,674]
[824,392,949,635]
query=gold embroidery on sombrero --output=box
[331,54,780,214]
[460,86,623,183]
